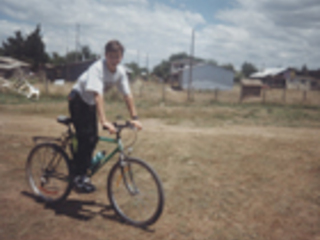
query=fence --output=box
[132,80,320,106]
[3,76,319,107]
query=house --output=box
[0,56,30,78]
[287,74,320,90]
[173,63,234,91]
[250,67,291,88]
[170,58,201,74]
[170,58,202,86]
[251,67,320,90]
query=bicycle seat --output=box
[57,115,72,126]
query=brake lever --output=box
[126,121,136,130]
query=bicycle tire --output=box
[107,157,165,227]
[26,143,73,203]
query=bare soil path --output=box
[1,112,320,240]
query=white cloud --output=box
[0,0,319,70]
[209,0,320,69]
[0,0,207,68]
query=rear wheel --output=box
[26,143,72,203]
[107,157,164,227]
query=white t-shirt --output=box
[73,58,131,105]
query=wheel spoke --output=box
[108,158,164,226]
[26,143,71,203]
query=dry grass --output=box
[34,82,74,98]
[1,80,320,240]
[0,114,320,240]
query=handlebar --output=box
[102,121,138,148]
[103,121,136,134]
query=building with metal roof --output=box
[173,63,234,91]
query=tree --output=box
[1,25,48,71]
[65,51,82,63]
[206,59,218,66]
[221,63,235,72]
[234,71,244,83]
[152,60,170,79]
[50,52,66,65]
[169,52,189,62]
[125,62,142,78]
[301,64,309,75]
[80,45,98,61]
[2,31,26,61]
[24,24,48,70]
[241,62,257,78]
[63,45,97,63]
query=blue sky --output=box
[0,0,319,70]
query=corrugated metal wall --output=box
[180,64,234,90]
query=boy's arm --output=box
[94,92,117,134]
[124,95,143,130]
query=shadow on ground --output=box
[21,191,118,221]
[20,191,154,232]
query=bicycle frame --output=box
[87,135,125,177]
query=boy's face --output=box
[106,51,123,72]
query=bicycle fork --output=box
[118,155,140,196]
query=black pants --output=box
[68,90,98,175]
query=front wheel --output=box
[26,143,72,203]
[107,157,165,227]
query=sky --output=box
[0,0,319,70]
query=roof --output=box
[241,79,263,86]
[0,56,30,70]
[171,58,193,65]
[250,67,287,78]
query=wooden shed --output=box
[240,79,263,101]
[0,56,30,78]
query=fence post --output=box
[262,88,266,104]
[162,79,166,103]
[139,79,143,98]
[303,90,307,102]
[239,85,244,103]
[282,88,286,103]
[214,88,219,102]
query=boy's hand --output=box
[130,120,143,130]
[102,121,117,134]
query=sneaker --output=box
[73,175,96,193]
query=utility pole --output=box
[66,28,70,81]
[146,53,149,80]
[137,50,140,67]
[75,24,81,62]
[188,29,195,101]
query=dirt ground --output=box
[1,112,320,240]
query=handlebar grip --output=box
[102,121,134,131]
[103,122,117,131]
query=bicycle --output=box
[26,115,165,227]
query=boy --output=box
[68,40,142,193]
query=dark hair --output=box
[105,40,124,55]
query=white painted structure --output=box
[178,63,234,90]
[250,67,287,78]
[287,75,318,90]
